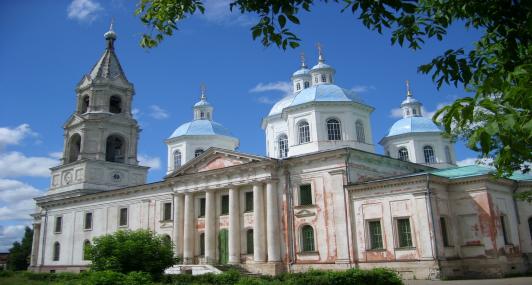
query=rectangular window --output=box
[397,218,413,248]
[119,208,128,227]
[299,184,312,206]
[199,233,205,256]
[245,192,253,212]
[199,198,206,217]
[440,217,450,247]
[368,220,383,250]
[246,230,254,254]
[163,202,172,221]
[221,195,229,215]
[501,215,511,245]
[84,212,93,230]
[54,216,62,233]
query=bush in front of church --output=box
[86,229,176,279]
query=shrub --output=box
[124,271,153,285]
[83,270,126,285]
[88,229,176,279]
[0,270,14,277]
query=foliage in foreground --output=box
[135,0,532,189]
[87,229,176,279]
[7,226,33,271]
[0,268,403,285]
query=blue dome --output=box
[268,84,365,116]
[311,62,332,70]
[386,116,441,137]
[169,119,233,139]
[292,67,310,76]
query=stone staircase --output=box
[214,264,262,277]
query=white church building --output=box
[29,26,532,279]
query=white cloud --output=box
[250,81,292,104]
[148,105,170,120]
[0,124,37,149]
[0,224,31,252]
[67,0,103,23]
[456,157,494,167]
[0,179,42,204]
[350,85,375,93]
[0,152,58,178]
[48,152,63,159]
[200,0,255,26]
[138,154,161,170]
[132,108,141,119]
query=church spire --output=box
[193,83,213,121]
[86,21,128,82]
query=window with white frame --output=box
[326,118,341,141]
[278,134,288,158]
[298,121,310,144]
[398,147,409,161]
[423,145,436,164]
[173,150,182,169]
[355,120,365,143]
[296,82,301,90]
[321,74,326,82]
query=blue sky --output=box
[0,0,482,251]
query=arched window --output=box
[109,96,122,114]
[67,134,81,163]
[398,148,409,161]
[412,109,417,115]
[53,242,60,261]
[81,95,89,113]
[445,146,452,163]
[304,81,310,88]
[278,134,288,158]
[83,240,90,260]
[296,82,301,91]
[326,118,341,141]
[356,120,365,143]
[424,146,436,164]
[321,74,326,82]
[314,76,318,83]
[301,225,315,252]
[298,121,310,144]
[200,111,205,119]
[173,150,182,169]
[246,229,254,254]
[105,135,125,163]
[194,149,204,157]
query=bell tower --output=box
[48,23,148,195]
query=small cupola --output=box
[309,43,335,86]
[193,84,214,121]
[401,80,423,118]
[291,53,311,93]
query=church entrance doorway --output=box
[218,229,228,264]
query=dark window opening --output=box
[195,149,204,157]
[67,134,81,163]
[199,233,205,256]
[163,202,172,221]
[246,229,254,254]
[221,195,229,215]
[368,220,383,249]
[119,208,128,226]
[440,217,450,247]
[81,96,89,113]
[106,135,125,163]
[53,242,60,261]
[245,192,253,212]
[109,96,122,114]
[84,212,92,230]
[55,217,62,233]
[301,225,315,252]
[299,184,312,206]
[199,198,206,217]
[83,240,90,260]
[397,218,413,248]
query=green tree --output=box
[87,229,175,279]
[7,226,33,271]
[135,0,531,181]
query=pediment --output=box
[169,148,270,177]
[63,114,83,128]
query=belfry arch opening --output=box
[109,95,122,114]
[67,134,81,163]
[105,135,126,163]
[81,95,89,113]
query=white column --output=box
[253,183,266,262]
[228,187,240,264]
[266,181,281,262]
[30,223,41,267]
[205,190,216,264]
[173,193,184,258]
[183,193,194,264]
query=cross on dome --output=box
[316,42,324,62]
[300,52,307,68]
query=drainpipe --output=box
[425,174,441,276]
[285,168,295,272]
[342,148,353,268]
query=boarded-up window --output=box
[368,220,383,249]
[397,218,413,248]
[299,184,312,206]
